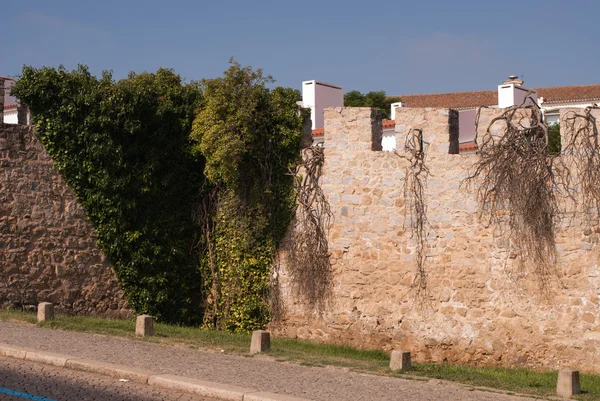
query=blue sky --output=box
[1,0,598,95]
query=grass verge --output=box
[0,308,598,400]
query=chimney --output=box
[390,102,402,121]
[498,75,537,108]
[301,80,344,130]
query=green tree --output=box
[13,65,204,324]
[343,90,366,107]
[548,122,561,155]
[191,60,309,331]
[344,90,401,120]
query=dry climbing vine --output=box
[465,95,563,288]
[395,129,431,297]
[287,146,334,309]
[191,182,220,328]
[561,108,600,218]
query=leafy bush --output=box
[191,61,309,331]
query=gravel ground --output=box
[0,322,538,401]
[0,355,214,401]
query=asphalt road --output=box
[0,356,214,401]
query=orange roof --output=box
[399,90,497,110]
[3,104,17,110]
[537,84,600,104]
[312,128,324,136]
[459,141,477,151]
[395,84,600,110]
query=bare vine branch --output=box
[286,146,334,310]
[192,182,221,328]
[395,129,431,299]
[464,95,562,289]
[561,107,600,220]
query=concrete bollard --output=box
[557,369,581,398]
[250,330,271,354]
[390,350,411,371]
[37,302,54,322]
[135,315,154,337]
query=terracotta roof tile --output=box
[459,141,478,151]
[395,84,600,109]
[312,128,324,136]
[536,84,600,104]
[398,90,497,110]
[3,104,17,110]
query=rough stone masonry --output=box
[0,121,130,317]
[273,106,600,373]
[0,78,4,120]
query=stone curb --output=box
[65,358,154,384]
[0,344,30,359]
[24,350,73,367]
[148,374,251,401]
[244,392,312,401]
[0,343,313,401]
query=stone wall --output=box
[273,106,600,373]
[0,78,4,122]
[0,123,131,317]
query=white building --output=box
[1,76,24,124]
[306,76,600,153]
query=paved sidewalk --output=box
[0,322,537,401]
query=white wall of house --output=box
[545,112,560,125]
[382,128,395,151]
[2,77,20,124]
[3,108,18,124]
[541,101,596,125]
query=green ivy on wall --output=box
[14,61,308,331]
[13,65,204,324]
